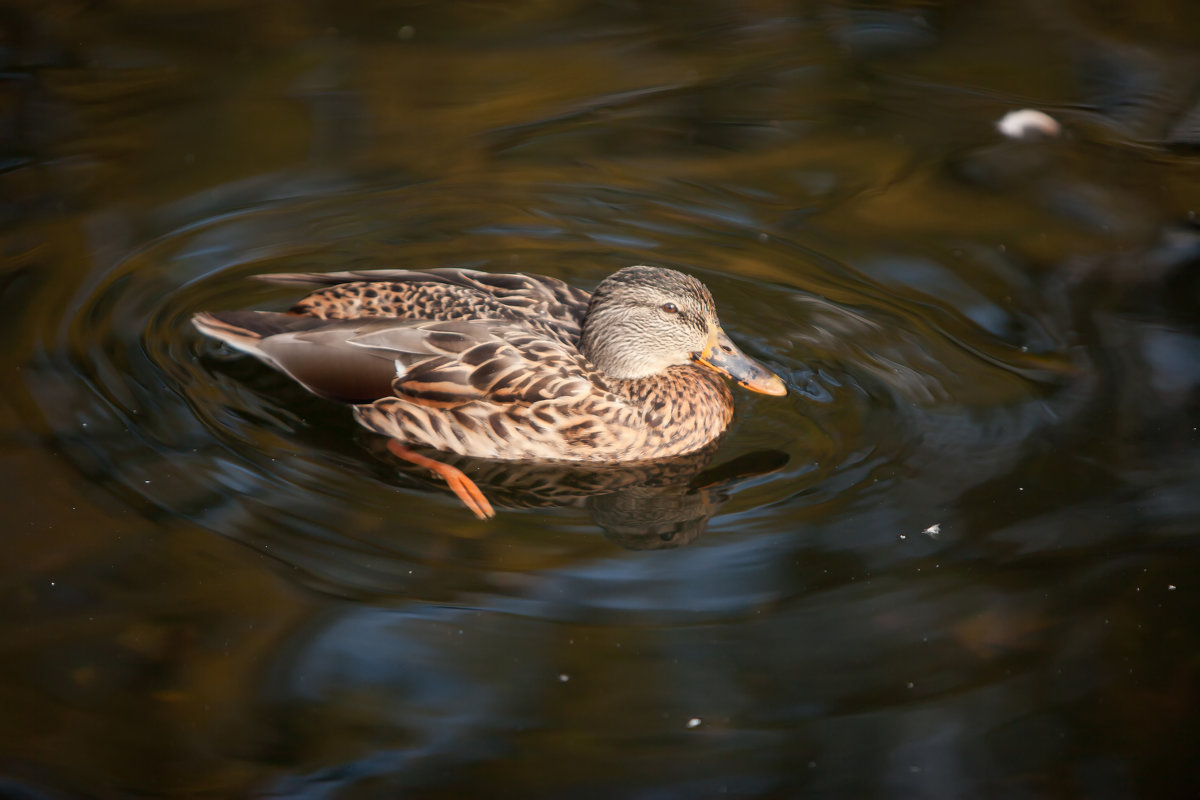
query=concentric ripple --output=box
[25,168,1076,605]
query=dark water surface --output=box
[3,1,1200,797]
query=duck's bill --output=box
[693,329,787,396]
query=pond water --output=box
[3,1,1199,797]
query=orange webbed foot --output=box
[387,439,495,519]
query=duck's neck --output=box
[609,365,734,455]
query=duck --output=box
[192,265,787,519]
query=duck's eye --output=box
[662,302,678,314]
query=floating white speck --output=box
[558,673,570,683]
[1168,585,1177,591]
[997,109,1061,139]
[923,524,941,538]
[686,718,702,729]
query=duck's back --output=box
[258,268,591,347]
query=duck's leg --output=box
[386,439,495,519]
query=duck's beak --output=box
[693,327,787,396]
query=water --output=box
[3,1,1199,797]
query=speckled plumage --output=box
[272,267,588,347]
[193,265,783,472]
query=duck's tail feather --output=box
[192,310,322,354]
[192,311,401,403]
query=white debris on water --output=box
[997,109,1061,139]
[923,523,941,538]
[558,673,570,682]
[686,718,702,729]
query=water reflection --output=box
[380,446,793,550]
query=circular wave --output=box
[28,169,1074,606]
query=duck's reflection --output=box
[367,438,789,549]
[588,451,791,549]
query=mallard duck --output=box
[193,265,786,518]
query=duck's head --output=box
[579,265,786,395]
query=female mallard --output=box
[193,265,786,518]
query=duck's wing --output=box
[193,311,555,404]
[353,324,646,461]
[195,309,641,461]
[254,268,591,348]
[356,321,597,408]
